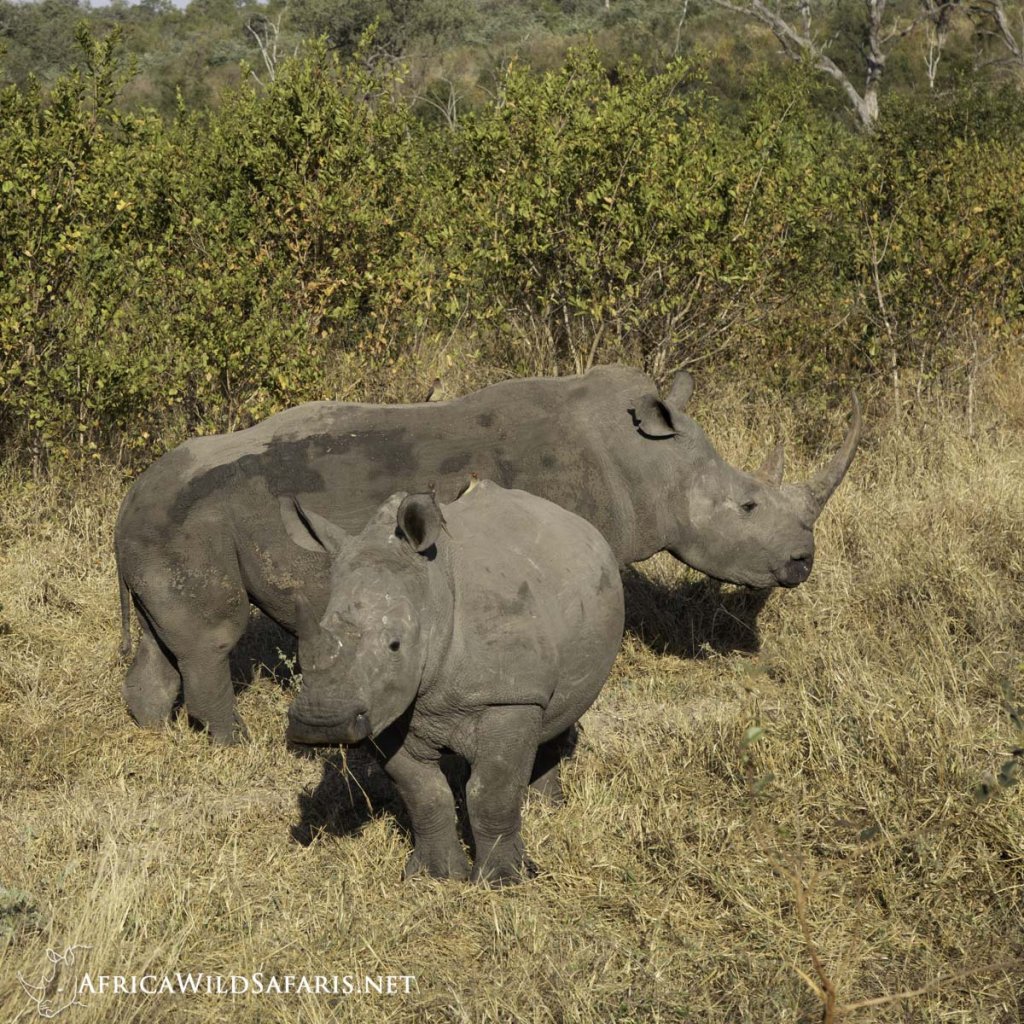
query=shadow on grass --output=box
[289,744,474,852]
[289,721,577,851]
[622,568,772,659]
[289,745,406,846]
[229,611,296,692]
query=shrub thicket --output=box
[1,32,1022,463]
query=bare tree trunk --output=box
[967,330,979,435]
[924,23,944,86]
[247,10,293,86]
[415,76,461,129]
[798,0,812,36]
[970,0,1024,71]
[921,0,956,87]
[867,216,900,415]
[864,0,887,122]
[712,0,883,128]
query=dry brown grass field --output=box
[1,356,1022,1023]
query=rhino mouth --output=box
[774,554,814,588]
[286,708,372,746]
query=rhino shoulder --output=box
[447,481,618,617]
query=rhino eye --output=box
[389,639,401,652]
[740,500,758,513]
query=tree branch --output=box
[711,0,880,127]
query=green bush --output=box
[0,33,429,461]
[1,31,1022,465]
[427,53,753,376]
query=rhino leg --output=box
[133,573,250,745]
[122,624,181,729]
[467,705,542,886]
[383,742,470,881]
[529,722,580,806]
[177,644,248,745]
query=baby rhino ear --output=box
[396,493,445,554]
[280,496,350,556]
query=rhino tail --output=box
[118,573,133,660]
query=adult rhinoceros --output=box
[115,365,860,743]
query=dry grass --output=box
[1,357,1023,1023]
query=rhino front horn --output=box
[805,394,862,517]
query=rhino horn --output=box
[754,440,785,486]
[804,393,862,517]
[293,591,321,641]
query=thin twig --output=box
[839,958,1024,1015]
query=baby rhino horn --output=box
[292,591,321,642]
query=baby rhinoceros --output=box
[284,479,625,885]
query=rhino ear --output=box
[754,440,785,486]
[630,395,677,438]
[664,370,694,416]
[280,496,349,556]
[396,494,444,554]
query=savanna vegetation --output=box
[1,4,1024,463]
[1,2,1022,1021]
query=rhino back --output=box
[116,366,656,627]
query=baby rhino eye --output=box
[388,639,401,652]
[740,500,758,513]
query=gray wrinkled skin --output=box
[115,364,860,742]
[285,481,626,884]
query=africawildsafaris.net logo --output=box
[15,946,90,1020]
[16,945,417,1019]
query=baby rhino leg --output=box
[384,741,470,881]
[466,705,543,886]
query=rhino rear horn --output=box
[804,394,863,516]
[755,440,785,486]
[397,493,445,553]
